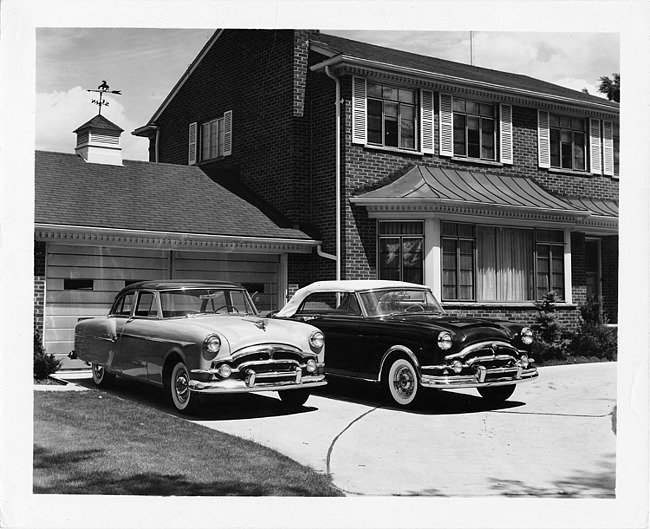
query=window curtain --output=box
[477,226,533,301]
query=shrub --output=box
[34,330,62,379]
[568,295,617,361]
[532,291,571,364]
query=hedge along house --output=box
[133,29,619,330]
[35,113,318,368]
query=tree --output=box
[598,73,620,102]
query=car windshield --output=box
[159,288,258,318]
[359,288,444,317]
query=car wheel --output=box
[91,363,115,388]
[278,389,310,407]
[169,361,198,414]
[477,384,516,402]
[386,358,419,407]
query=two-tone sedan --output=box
[71,280,326,413]
[274,280,538,407]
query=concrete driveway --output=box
[190,362,617,497]
[59,362,616,497]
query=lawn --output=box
[34,390,343,496]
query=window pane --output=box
[402,238,423,284]
[467,116,480,158]
[476,226,497,300]
[201,123,210,161]
[574,132,585,170]
[442,238,458,299]
[400,105,415,149]
[457,223,475,238]
[453,114,466,156]
[467,101,479,115]
[379,238,400,280]
[453,98,466,112]
[480,104,494,117]
[481,118,495,160]
[561,141,572,169]
[210,120,218,158]
[399,89,414,104]
[367,83,382,98]
[550,114,560,127]
[497,228,533,301]
[367,99,383,144]
[383,86,398,101]
[442,222,457,237]
[571,118,584,131]
[550,129,560,167]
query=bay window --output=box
[441,222,565,302]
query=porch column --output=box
[425,218,441,298]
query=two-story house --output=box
[133,29,619,330]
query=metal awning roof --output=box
[351,166,617,231]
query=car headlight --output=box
[204,334,221,355]
[217,364,232,378]
[309,330,325,349]
[520,327,533,345]
[437,331,453,351]
[451,360,464,373]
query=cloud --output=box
[36,86,149,161]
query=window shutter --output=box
[223,110,233,157]
[188,122,197,165]
[590,118,602,174]
[420,89,434,154]
[537,110,550,168]
[499,104,513,164]
[602,120,614,176]
[352,77,367,145]
[439,93,453,157]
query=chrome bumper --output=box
[420,367,538,389]
[188,374,326,394]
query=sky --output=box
[36,28,620,161]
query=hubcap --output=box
[394,366,414,398]
[93,365,104,380]
[175,370,189,403]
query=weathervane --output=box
[86,80,122,115]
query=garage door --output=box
[44,244,280,368]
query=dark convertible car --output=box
[274,280,538,407]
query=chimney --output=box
[74,114,124,166]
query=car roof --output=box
[275,280,429,317]
[118,279,245,293]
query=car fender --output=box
[378,345,421,382]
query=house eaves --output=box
[311,55,618,117]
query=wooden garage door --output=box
[44,244,279,368]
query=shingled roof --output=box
[312,32,618,111]
[35,150,314,242]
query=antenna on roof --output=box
[470,31,474,66]
[86,80,122,115]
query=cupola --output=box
[74,114,124,166]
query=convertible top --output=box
[276,280,428,318]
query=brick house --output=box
[132,29,619,331]
[35,114,318,367]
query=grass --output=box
[34,390,343,496]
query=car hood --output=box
[172,314,318,353]
[383,314,520,341]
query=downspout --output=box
[324,65,342,281]
[154,127,160,163]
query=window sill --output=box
[450,157,503,168]
[547,167,592,177]
[363,143,423,156]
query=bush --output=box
[567,295,617,361]
[34,330,62,379]
[531,291,571,364]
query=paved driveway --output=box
[190,362,617,497]
[59,362,616,497]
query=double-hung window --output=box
[452,98,496,160]
[378,222,424,284]
[201,117,225,162]
[549,114,586,171]
[441,222,565,302]
[187,110,232,165]
[367,83,417,150]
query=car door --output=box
[292,291,363,377]
[113,290,156,380]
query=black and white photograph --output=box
[1,0,648,528]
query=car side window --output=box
[337,293,362,316]
[297,291,361,316]
[111,292,135,317]
[134,291,159,318]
